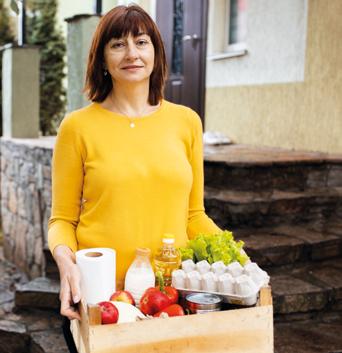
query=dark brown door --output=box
[156,0,208,122]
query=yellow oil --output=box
[153,246,181,286]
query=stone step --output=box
[270,258,342,316]
[15,277,60,311]
[0,320,30,353]
[204,186,342,229]
[0,308,67,353]
[0,246,68,353]
[274,314,342,353]
[235,225,342,268]
[13,260,342,318]
[204,144,342,193]
[43,247,59,280]
[30,328,69,353]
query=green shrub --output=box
[27,0,66,135]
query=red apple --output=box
[139,287,170,315]
[98,301,119,324]
[110,290,135,306]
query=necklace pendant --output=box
[130,122,135,128]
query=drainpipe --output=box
[94,0,102,15]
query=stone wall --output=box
[0,137,55,279]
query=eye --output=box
[136,39,149,47]
[111,41,125,49]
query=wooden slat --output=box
[88,305,273,353]
[88,304,101,326]
[259,286,273,306]
[72,289,274,353]
[71,298,91,353]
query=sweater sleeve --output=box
[186,110,222,239]
[48,115,85,255]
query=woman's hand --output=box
[53,245,82,321]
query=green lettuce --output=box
[178,247,194,261]
[178,230,249,265]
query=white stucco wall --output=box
[206,0,309,87]
[57,0,154,35]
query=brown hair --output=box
[84,5,167,105]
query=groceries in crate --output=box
[153,233,181,286]
[124,247,155,307]
[76,231,270,325]
[97,271,183,324]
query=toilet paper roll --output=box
[76,248,116,305]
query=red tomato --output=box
[153,304,185,317]
[163,286,179,305]
[154,272,178,304]
[98,301,119,324]
[139,288,170,315]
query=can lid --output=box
[136,247,151,257]
[185,293,222,310]
[162,233,175,244]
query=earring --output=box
[104,69,108,76]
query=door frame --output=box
[197,0,208,124]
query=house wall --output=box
[207,0,308,86]
[57,0,154,35]
[205,0,342,154]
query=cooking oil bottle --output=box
[153,234,181,286]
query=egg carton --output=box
[172,260,270,306]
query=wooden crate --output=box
[70,286,273,353]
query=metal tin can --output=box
[185,293,222,314]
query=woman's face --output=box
[103,31,155,85]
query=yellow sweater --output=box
[48,100,221,283]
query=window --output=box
[207,0,247,60]
[226,0,247,51]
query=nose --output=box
[125,41,139,60]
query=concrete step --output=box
[204,144,342,193]
[235,225,342,268]
[15,277,60,311]
[205,186,342,229]
[270,258,342,316]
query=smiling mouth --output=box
[122,66,143,70]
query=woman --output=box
[48,4,222,351]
